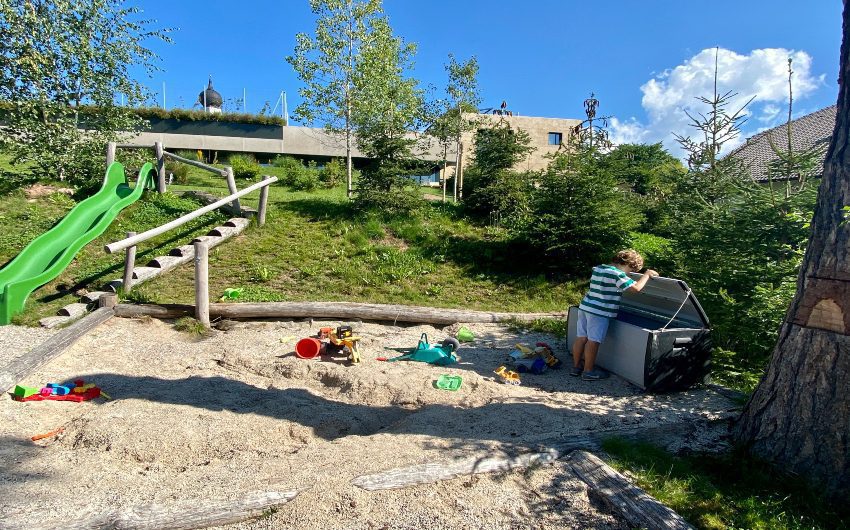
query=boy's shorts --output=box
[576,309,610,343]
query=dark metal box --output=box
[567,274,711,392]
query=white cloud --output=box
[609,47,825,158]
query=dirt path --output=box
[0,317,737,529]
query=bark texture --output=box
[736,1,850,499]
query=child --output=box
[571,249,658,380]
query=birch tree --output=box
[286,0,383,198]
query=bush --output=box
[627,232,678,274]
[290,165,319,191]
[525,151,643,272]
[164,161,190,184]
[228,154,260,181]
[320,158,345,188]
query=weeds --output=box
[174,316,209,336]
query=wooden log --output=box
[39,316,73,329]
[106,142,116,167]
[111,302,566,325]
[114,303,194,319]
[224,166,241,214]
[155,142,166,193]
[569,450,694,530]
[0,307,113,394]
[81,291,110,304]
[169,244,195,258]
[194,241,210,328]
[131,266,160,282]
[162,150,228,176]
[104,177,276,254]
[99,293,118,309]
[35,489,299,530]
[122,231,137,292]
[352,449,560,491]
[258,184,269,226]
[147,254,192,271]
[207,301,565,324]
[58,303,90,318]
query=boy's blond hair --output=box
[612,249,644,271]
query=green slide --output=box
[0,162,155,325]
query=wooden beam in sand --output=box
[0,307,114,394]
[35,489,298,530]
[569,450,694,530]
[112,301,566,325]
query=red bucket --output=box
[295,337,322,359]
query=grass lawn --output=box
[0,161,583,326]
[602,438,849,530]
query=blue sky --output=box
[132,0,842,154]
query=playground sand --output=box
[0,317,739,529]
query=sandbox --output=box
[0,317,737,529]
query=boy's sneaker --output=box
[582,369,610,381]
[569,366,583,377]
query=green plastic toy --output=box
[435,374,462,391]
[456,326,475,342]
[385,333,460,366]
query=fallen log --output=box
[352,449,560,491]
[0,307,114,394]
[569,450,694,530]
[46,488,299,530]
[113,301,566,325]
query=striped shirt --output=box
[578,265,636,318]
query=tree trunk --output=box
[735,1,850,500]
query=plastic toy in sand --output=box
[295,326,362,364]
[384,333,460,366]
[435,374,462,391]
[12,379,106,402]
[494,365,521,385]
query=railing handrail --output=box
[162,150,228,177]
[104,176,277,254]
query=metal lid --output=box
[620,274,710,328]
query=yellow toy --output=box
[494,365,521,385]
[321,325,362,364]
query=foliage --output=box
[462,122,535,221]
[428,54,481,194]
[601,143,686,229]
[286,0,386,195]
[319,158,345,188]
[228,154,261,181]
[627,231,678,275]
[351,17,427,213]
[603,438,848,530]
[525,145,642,272]
[272,156,320,191]
[0,0,170,189]
[667,183,816,384]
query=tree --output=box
[462,121,535,224]
[429,54,480,202]
[351,17,426,213]
[735,2,850,500]
[0,0,169,188]
[525,142,642,271]
[286,0,384,198]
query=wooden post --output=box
[155,141,166,193]
[122,231,137,293]
[98,293,118,309]
[258,185,269,226]
[224,166,241,214]
[194,241,210,328]
[106,142,116,168]
[457,142,464,200]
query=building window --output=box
[548,132,563,145]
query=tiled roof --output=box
[725,105,836,182]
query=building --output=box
[726,105,836,182]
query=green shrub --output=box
[228,154,260,181]
[526,151,643,272]
[164,161,190,184]
[627,232,678,274]
[319,158,345,188]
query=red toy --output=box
[12,379,103,402]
